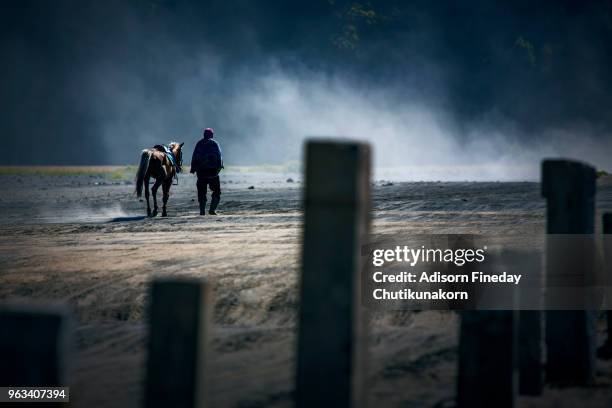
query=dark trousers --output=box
[196,172,221,204]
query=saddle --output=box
[153,144,181,173]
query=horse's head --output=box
[169,142,185,168]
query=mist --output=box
[2,0,612,180]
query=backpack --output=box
[198,139,222,169]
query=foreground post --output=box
[518,251,544,396]
[296,140,371,408]
[145,278,212,408]
[0,302,71,386]
[598,213,612,358]
[456,236,518,407]
[542,159,596,385]
[519,310,542,395]
[457,310,517,408]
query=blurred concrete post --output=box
[518,251,544,396]
[456,234,518,407]
[605,214,612,335]
[457,310,517,407]
[519,310,542,395]
[0,302,72,387]
[542,159,596,385]
[145,278,212,408]
[598,213,612,357]
[296,140,371,408]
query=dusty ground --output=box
[1,169,612,407]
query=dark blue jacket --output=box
[191,138,223,173]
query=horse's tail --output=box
[135,149,151,197]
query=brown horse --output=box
[135,142,184,217]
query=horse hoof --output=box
[162,212,168,217]
[147,210,152,217]
[151,210,158,217]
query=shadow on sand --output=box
[108,216,147,223]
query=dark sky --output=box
[1,0,612,172]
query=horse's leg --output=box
[161,179,172,217]
[151,178,162,217]
[144,175,151,217]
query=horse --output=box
[135,142,184,217]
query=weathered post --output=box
[0,302,71,385]
[296,140,371,408]
[519,251,544,396]
[597,213,612,358]
[542,159,596,385]
[457,310,517,408]
[456,235,518,407]
[145,278,213,408]
[0,301,72,403]
[519,310,542,395]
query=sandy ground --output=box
[1,170,612,407]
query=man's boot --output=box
[199,201,206,216]
[209,195,220,215]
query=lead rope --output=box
[173,155,182,186]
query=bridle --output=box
[172,145,183,185]
[175,148,183,173]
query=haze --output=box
[2,0,611,180]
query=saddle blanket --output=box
[154,144,181,173]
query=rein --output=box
[172,148,183,185]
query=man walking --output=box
[190,128,223,215]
